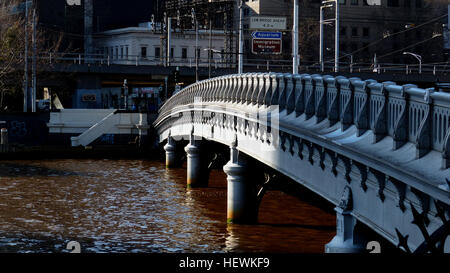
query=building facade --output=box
[94,24,229,68]
[241,0,446,67]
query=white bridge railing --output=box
[157,72,450,170]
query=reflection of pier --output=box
[155,72,450,253]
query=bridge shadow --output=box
[257,222,335,231]
[0,162,91,177]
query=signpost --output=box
[250,16,286,30]
[251,31,282,39]
[252,39,282,54]
[250,17,285,55]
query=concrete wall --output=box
[48,109,150,146]
[0,113,49,146]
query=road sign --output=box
[251,31,282,39]
[252,39,282,55]
[250,16,287,30]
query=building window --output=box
[351,27,358,37]
[125,46,129,59]
[387,0,399,7]
[141,47,147,58]
[340,43,347,53]
[120,47,124,59]
[243,8,250,16]
[155,47,160,58]
[340,26,347,36]
[351,0,358,5]
[182,48,187,59]
[110,47,113,58]
[197,48,201,59]
[338,0,346,5]
[351,43,358,52]
[115,47,119,59]
[404,0,411,8]
[170,47,174,59]
[363,27,369,37]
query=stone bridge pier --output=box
[223,138,259,224]
[164,133,271,225]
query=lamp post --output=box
[191,8,199,82]
[341,52,353,73]
[292,0,299,74]
[403,52,422,74]
[204,48,221,78]
[320,0,339,73]
[24,0,30,112]
[123,79,128,110]
[238,0,244,74]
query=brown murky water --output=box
[0,159,336,253]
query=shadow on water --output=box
[257,223,336,231]
[0,162,90,177]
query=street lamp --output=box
[191,8,199,82]
[123,79,128,110]
[341,52,353,73]
[204,48,221,78]
[238,0,244,74]
[320,0,339,73]
[293,0,299,74]
[403,52,422,74]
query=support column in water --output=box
[223,137,257,224]
[325,186,365,253]
[184,133,202,188]
[164,134,177,168]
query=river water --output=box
[0,159,336,253]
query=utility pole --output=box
[293,0,299,74]
[123,79,128,110]
[84,0,93,63]
[32,6,37,113]
[191,8,199,82]
[23,0,29,112]
[167,17,171,67]
[238,0,244,74]
[195,20,199,82]
[320,5,324,72]
[209,18,212,78]
[320,0,339,73]
[335,0,339,73]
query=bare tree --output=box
[0,0,62,111]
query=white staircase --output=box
[71,110,119,147]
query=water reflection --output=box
[0,159,335,253]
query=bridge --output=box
[153,72,450,253]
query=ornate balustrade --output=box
[157,72,450,169]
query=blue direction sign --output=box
[251,31,282,39]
